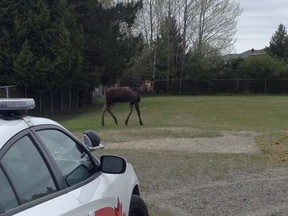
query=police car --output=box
[0,98,149,216]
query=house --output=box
[223,48,266,61]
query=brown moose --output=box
[101,80,153,126]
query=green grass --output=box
[144,95,288,131]
[51,95,288,163]
[53,95,288,139]
[54,95,288,131]
[50,95,288,215]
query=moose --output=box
[101,80,153,126]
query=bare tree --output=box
[134,0,159,78]
[137,0,242,55]
[192,0,243,55]
[180,0,189,80]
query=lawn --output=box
[55,95,288,138]
[52,95,288,216]
[53,95,288,168]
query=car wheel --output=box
[129,194,149,216]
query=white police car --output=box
[0,98,149,216]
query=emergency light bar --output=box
[0,98,35,111]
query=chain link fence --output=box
[151,78,288,94]
[0,86,92,114]
[2,79,288,113]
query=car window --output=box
[0,168,18,212]
[1,136,57,205]
[36,129,96,186]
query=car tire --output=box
[129,194,149,216]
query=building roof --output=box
[223,48,266,61]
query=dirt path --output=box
[105,131,259,154]
[106,131,288,216]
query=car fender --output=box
[68,163,139,215]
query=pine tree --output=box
[266,24,288,60]
[0,0,84,90]
[69,0,143,86]
[155,16,184,79]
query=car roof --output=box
[0,116,62,150]
[0,98,65,149]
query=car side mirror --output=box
[100,155,127,174]
[82,130,104,151]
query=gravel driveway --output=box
[144,167,288,216]
[106,132,288,216]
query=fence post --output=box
[179,79,182,95]
[77,90,79,107]
[61,89,63,110]
[237,79,239,93]
[50,91,53,113]
[69,89,72,109]
[39,93,42,113]
[5,86,9,98]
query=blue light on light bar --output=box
[0,98,35,111]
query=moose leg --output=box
[134,103,143,126]
[125,103,134,126]
[102,103,118,126]
[106,103,118,125]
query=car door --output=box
[0,131,86,216]
[34,127,125,216]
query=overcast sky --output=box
[233,0,288,54]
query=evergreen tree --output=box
[266,24,288,60]
[0,0,84,91]
[44,0,84,90]
[14,40,52,90]
[155,16,184,79]
[69,0,143,86]
[0,0,32,85]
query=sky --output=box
[233,0,288,54]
